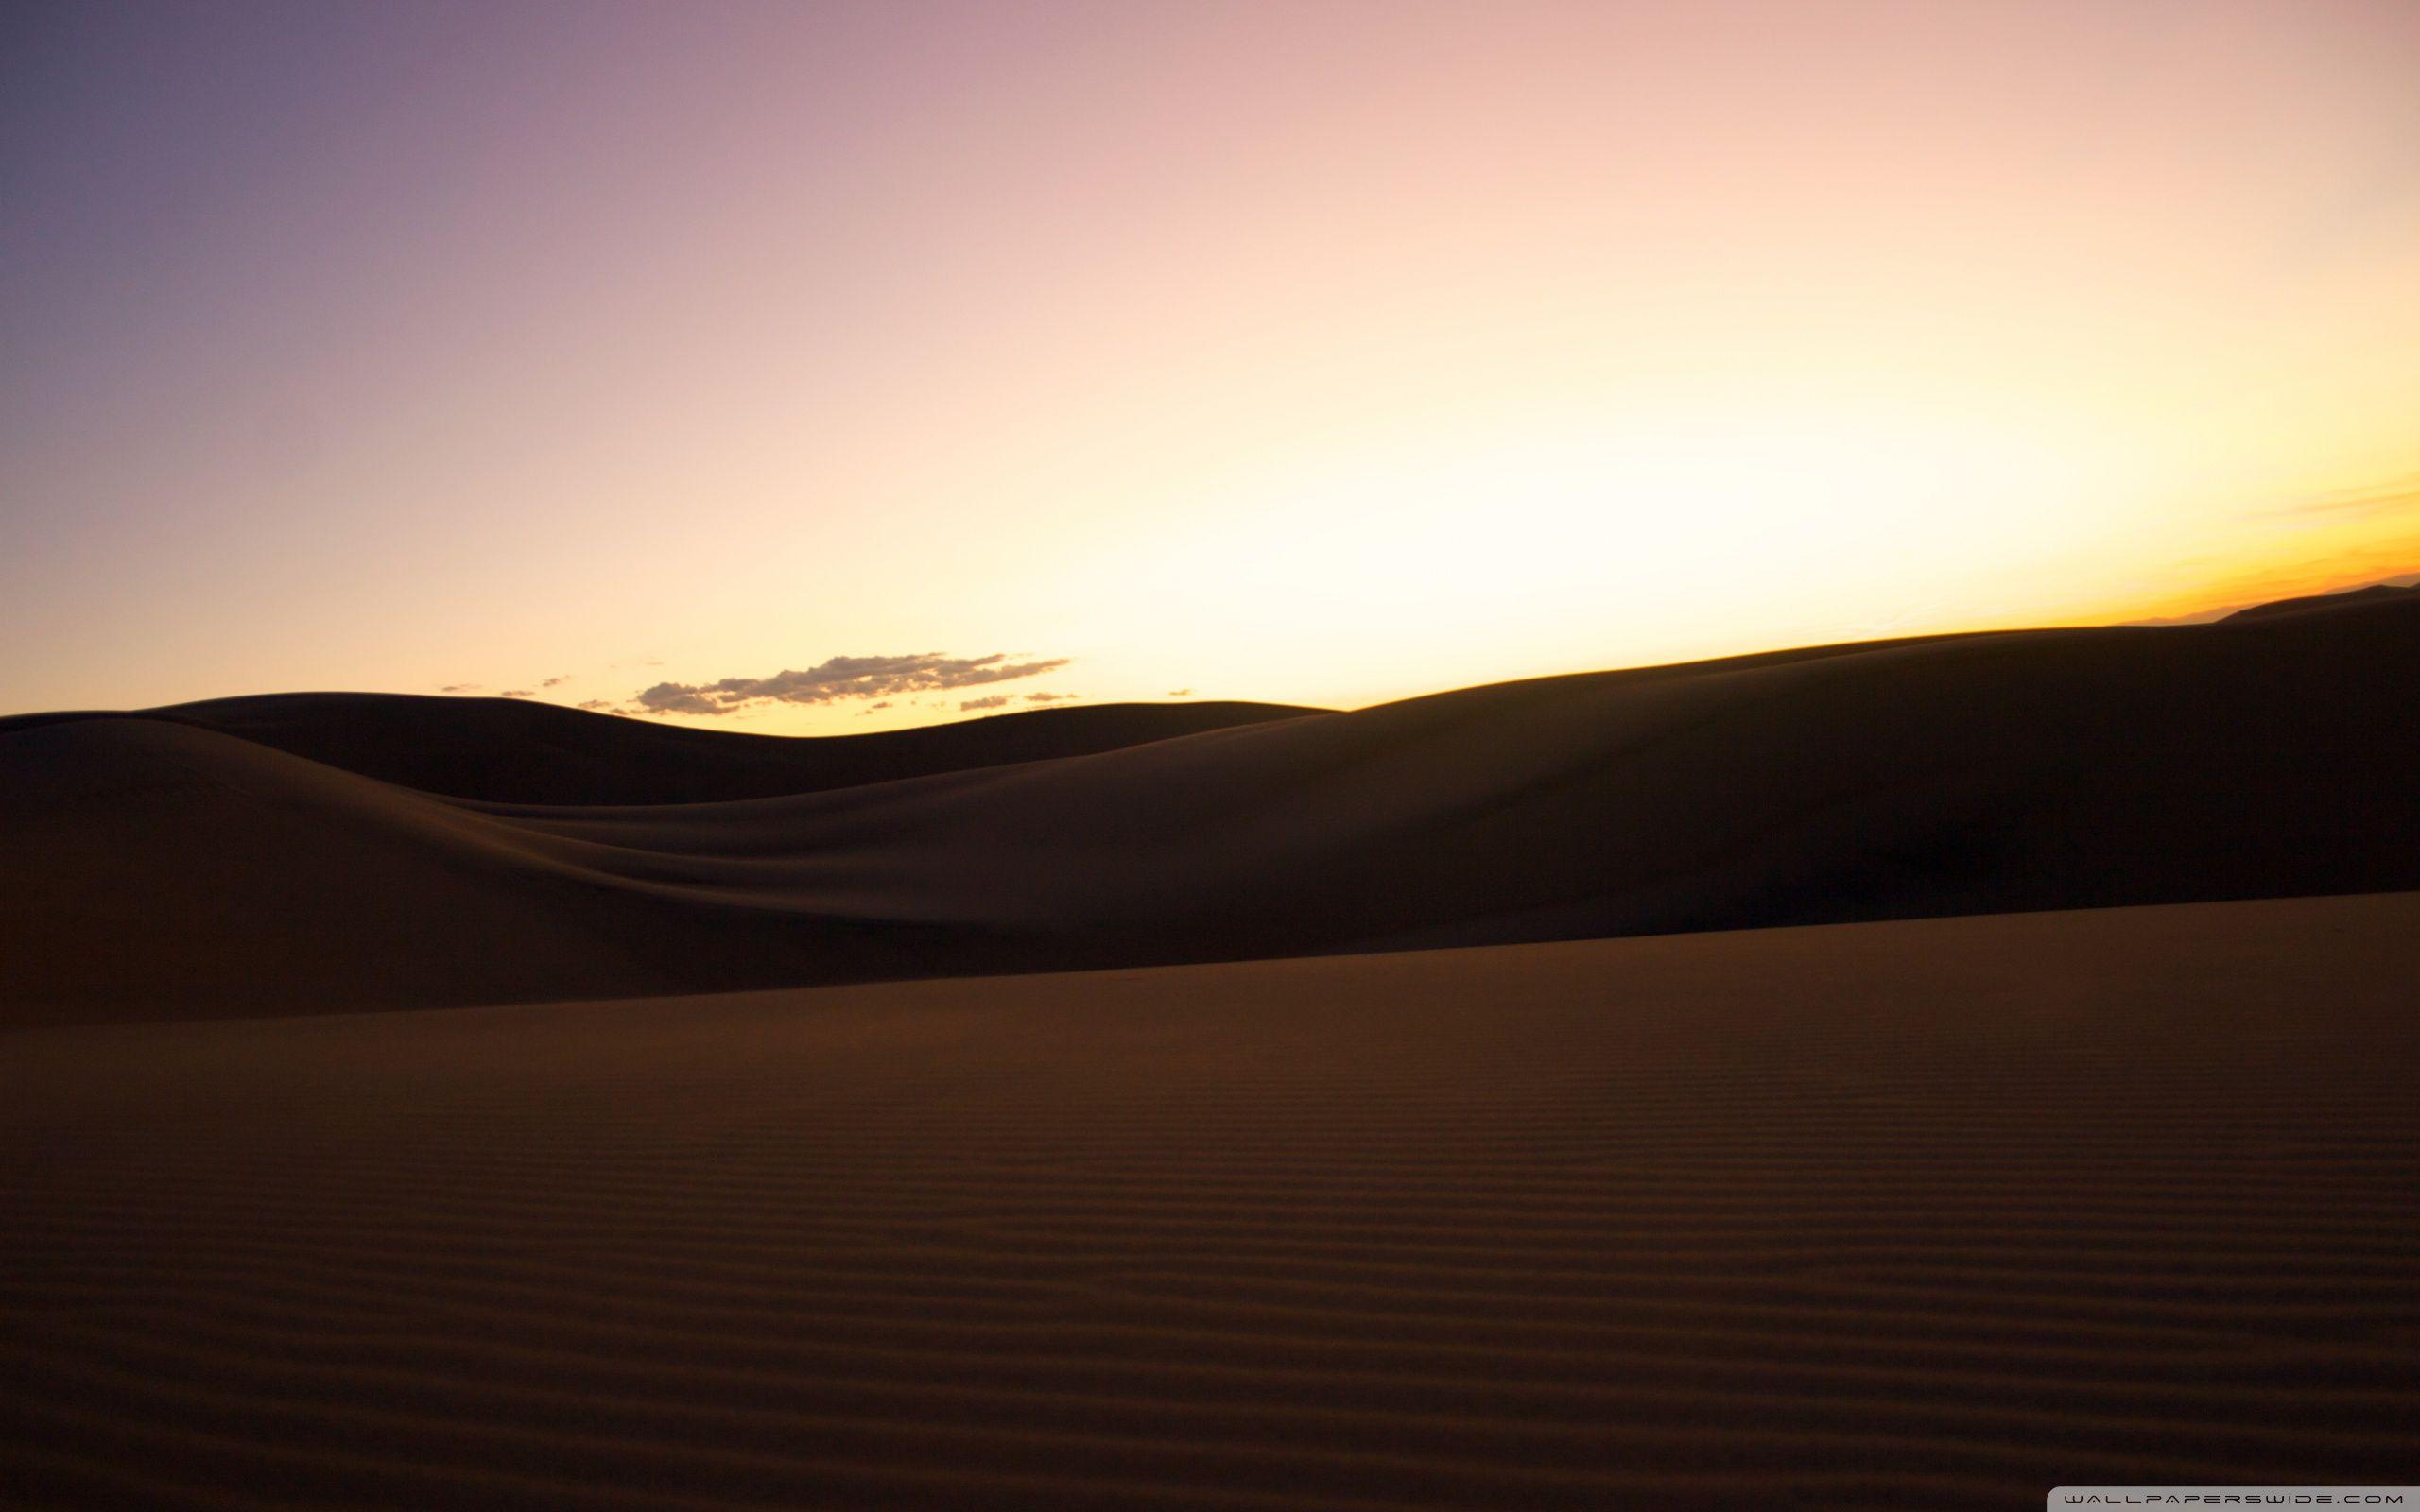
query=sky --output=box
[5,0,2417,732]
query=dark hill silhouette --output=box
[0,695,1325,803]
[2221,580,2419,622]
[3,587,2413,1024]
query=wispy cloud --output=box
[540,674,571,687]
[963,690,1080,712]
[2251,474,2420,523]
[2114,473,2420,623]
[438,683,480,694]
[631,652,1070,717]
[500,689,534,698]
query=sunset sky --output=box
[6,0,2417,731]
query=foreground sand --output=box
[4,892,2415,1509]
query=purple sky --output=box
[7,1,2417,727]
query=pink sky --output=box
[5,0,2416,729]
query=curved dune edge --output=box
[3,892,2415,1509]
[5,592,2417,1025]
[0,694,1328,805]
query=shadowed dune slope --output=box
[3,893,2416,1509]
[3,591,2415,1022]
[0,695,1326,803]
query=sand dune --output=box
[4,591,2416,1023]
[2,892,2414,1509]
[0,694,1323,804]
[4,592,2415,1504]
[2221,580,2419,622]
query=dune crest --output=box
[3,590,2415,1024]
[0,695,1324,804]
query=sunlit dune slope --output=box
[3,893,2415,1509]
[0,695,1325,803]
[2,592,2414,1024]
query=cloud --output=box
[2254,474,2420,522]
[438,683,481,694]
[631,652,1071,717]
[540,675,571,688]
[959,688,1080,711]
[500,689,534,698]
[1167,688,1193,697]
[631,685,721,715]
[576,699,614,712]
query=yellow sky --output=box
[4,0,2416,730]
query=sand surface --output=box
[4,892,2416,1509]
[6,593,2417,1024]
[0,695,1323,806]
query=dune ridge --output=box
[2,893,2414,1509]
[2221,580,2420,622]
[4,591,2416,1024]
[0,695,1325,805]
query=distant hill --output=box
[2126,574,2420,625]
[3,586,2414,1024]
[2221,581,2420,622]
[0,695,1327,804]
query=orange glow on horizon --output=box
[4,1,2416,731]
